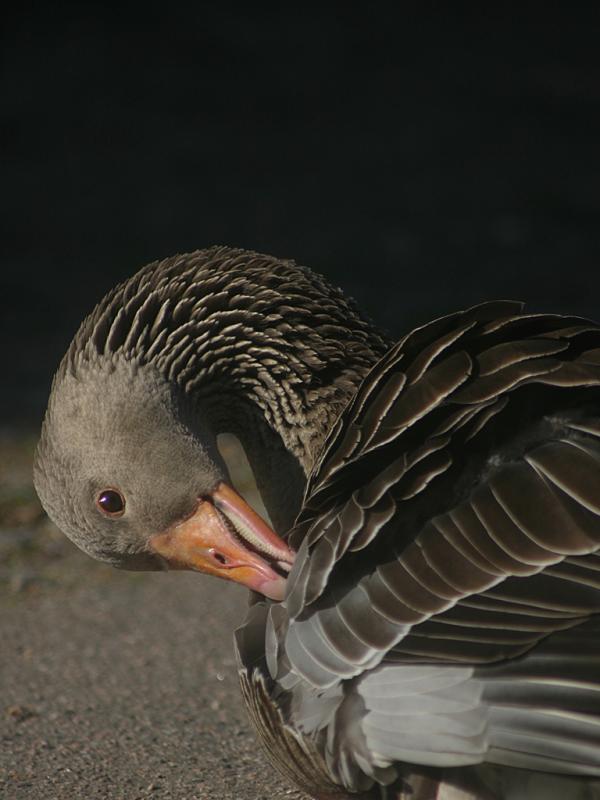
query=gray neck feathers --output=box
[61,247,390,475]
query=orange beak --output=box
[148,482,295,601]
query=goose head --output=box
[34,354,295,600]
[33,248,389,601]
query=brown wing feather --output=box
[283,304,600,686]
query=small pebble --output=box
[6,704,36,722]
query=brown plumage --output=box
[34,248,600,799]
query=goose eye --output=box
[96,489,125,516]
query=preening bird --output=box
[34,248,600,799]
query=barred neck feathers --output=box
[61,247,391,474]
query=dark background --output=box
[4,6,600,428]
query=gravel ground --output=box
[0,432,308,800]
[1,575,307,800]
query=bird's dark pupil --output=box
[99,491,123,513]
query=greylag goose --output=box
[34,247,600,800]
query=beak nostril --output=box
[210,549,228,566]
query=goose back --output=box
[236,300,600,797]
